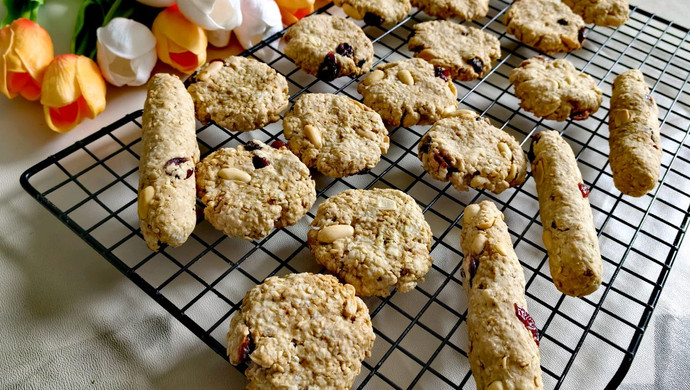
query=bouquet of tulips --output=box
[0,0,322,132]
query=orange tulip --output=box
[152,4,207,73]
[275,0,314,25]
[0,18,54,101]
[40,54,107,133]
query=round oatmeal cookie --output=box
[283,93,389,178]
[307,188,433,297]
[563,0,629,27]
[357,58,458,127]
[409,20,501,81]
[505,0,586,54]
[334,0,411,26]
[185,56,289,132]
[227,273,375,390]
[410,0,489,20]
[283,14,374,81]
[418,110,529,194]
[196,140,316,240]
[510,56,602,121]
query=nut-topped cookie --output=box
[357,58,458,127]
[334,0,411,26]
[510,56,602,121]
[186,56,289,132]
[418,110,529,194]
[283,14,374,81]
[227,273,375,390]
[411,0,489,20]
[563,0,629,27]
[283,93,389,177]
[505,0,586,54]
[196,140,316,240]
[409,20,501,81]
[307,188,433,297]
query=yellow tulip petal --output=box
[40,54,80,107]
[0,26,12,98]
[76,56,106,119]
[43,98,85,133]
[275,0,313,9]
[155,5,207,56]
[11,19,53,81]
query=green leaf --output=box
[71,0,160,60]
[2,0,45,26]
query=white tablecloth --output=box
[1,1,687,389]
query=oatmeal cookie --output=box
[411,0,489,20]
[563,0,629,27]
[334,0,411,26]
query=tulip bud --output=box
[234,0,282,50]
[0,18,54,101]
[152,5,208,73]
[97,18,157,87]
[275,0,314,25]
[177,0,242,31]
[40,54,107,133]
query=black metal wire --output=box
[19,1,690,389]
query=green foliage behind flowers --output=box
[1,0,44,26]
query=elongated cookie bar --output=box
[138,74,200,251]
[460,201,543,390]
[530,130,602,297]
[609,69,662,197]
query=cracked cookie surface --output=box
[411,0,489,20]
[186,56,289,132]
[505,0,586,54]
[283,14,374,81]
[357,58,458,127]
[196,140,316,240]
[563,0,629,27]
[334,0,411,26]
[409,20,501,81]
[418,110,528,194]
[283,93,389,178]
[510,56,602,121]
[307,188,433,297]
[227,273,375,390]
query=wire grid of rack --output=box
[20,1,690,389]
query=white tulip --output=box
[177,0,242,31]
[234,0,282,50]
[135,0,176,7]
[206,29,232,47]
[96,18,157,87]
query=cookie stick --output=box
[138,74,200,251]
[530,130,602,297]
[460,201,543,390]
[609,69,662,197]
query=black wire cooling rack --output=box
[20,1,690,388]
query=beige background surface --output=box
[0,1,687,389]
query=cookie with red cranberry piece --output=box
[227,273,375,389]
[418,110,528,194]
[283,14,374,81]
[409,20,501,81]
[357,58,458,127]
[186,56,289,132]
[510,56,602,121]
[283,93,389,178]
[460,200,544,390]
[505,0,586,54]
[196,140,316,240]
[334,0,411,26]
[411,0,489,20]
[563,0,629,27]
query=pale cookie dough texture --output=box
[609,69,662,197]
[505,0,586,54]
[409,20,501,81]
[411,0,489,20]
[227,273,375,390]
[283,14,374,81]
[138,73,200,251]
[357,58,458,127]
[460,201,544,390]
[334,0,411,26]
[530,130,603,297]
[510,56,602,121]
[283,93,389,177]
[418,110,528,194]
[307,188,433,297]
[196,141,316,240]
[563,0,629,27]
[186,56,289,132]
